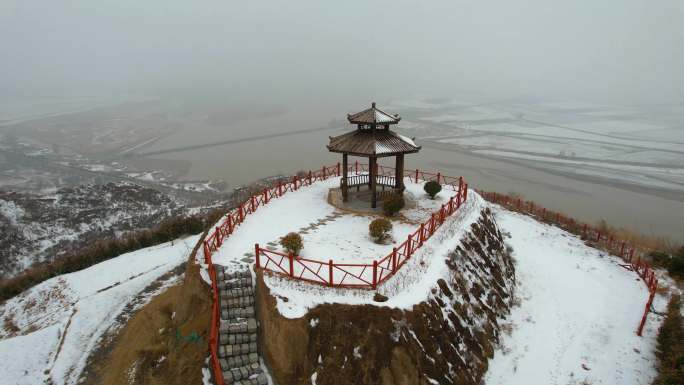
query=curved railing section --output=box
[255,174,468,288]
[478,191,659,337]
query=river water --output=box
[143,109,684,243]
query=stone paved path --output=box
[215,267,267,385]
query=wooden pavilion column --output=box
[395,153,404,193]
[369,156,377,208]
[342,153,348,202]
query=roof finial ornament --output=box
[371,102,376,108]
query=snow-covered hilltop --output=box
[0,167,668,385]
[200,170,665,385]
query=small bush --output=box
[382,194,405,216]
[424,180,442,199]
[650,251,672,267]
[280,232,303,255]
[369,218,393,243]
[653,295,684,385]
[668,255,684,278]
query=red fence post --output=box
[436,172,441,184]
[308,170,312,185]
[322,166,326,180]
[457,190,462,207]
[328,259,333,287]
[278,181,283,197]
[620,241,626,257]
[289,254,294,277]
[215,227,222,247]
[458,176,463,192]
[263,189,268,204]
[392,248,397,272]
[227,214,233,234]
[463,183,468,201]
[415,169,419,182]
[250,196,256,212]
[239,204,244,222]
[293,176,298,190]
[407,234,413,256]
[372,260,378,289]
[419,223,425,246]
[255,244,260,268]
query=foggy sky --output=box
[1,0,683,104]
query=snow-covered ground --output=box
[0,235,199,385]
[485,209,663,385]
[209,176,482,318]
[212,177,462,266]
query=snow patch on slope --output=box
[0,235,199,385]
[485,209,662,385]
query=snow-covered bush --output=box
[382,194,404,216]
[280,232,303,256]
[369,218,393,243]
[423,181,442,199]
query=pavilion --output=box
[327,103,421,208]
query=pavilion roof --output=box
[347,102,400,125]
[327,129,420,156]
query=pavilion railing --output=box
[343,173,397,189]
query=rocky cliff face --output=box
[255,208,515,385]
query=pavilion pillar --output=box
[342,154,349,202]
[370,156,377,208]
[395,153,404,192]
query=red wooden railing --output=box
[255,174,468,288]
[478,190,659,336]
[201,162,467,384]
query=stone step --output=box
[221,296,254,309]
[221,287,254,299]
[220,352,260,370]
[219,342,259,358]
[221,306,255,321]
[218,277,252,290]
[223,276,252,287]
[220,332,258,345]
[219,318,258,335]
[222,363,266,384]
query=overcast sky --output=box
[1,0,683,105]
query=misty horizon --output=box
[1,0,683,106]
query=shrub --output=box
[382,194,405,216]
[649,251,672,267]
[668,255,684,278]
[369,218,393,243]
[424,180,442,199]
[653,295,684,385]
[280,232,303,255]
